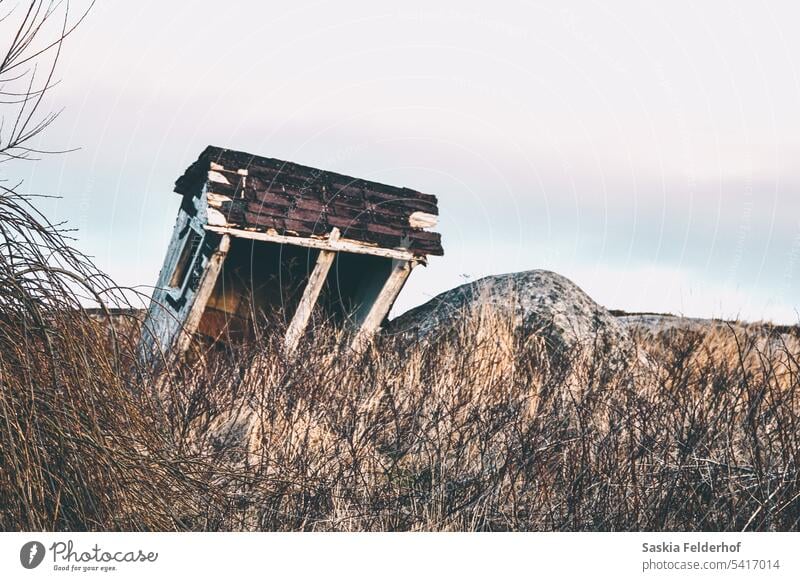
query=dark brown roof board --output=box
[174,146,443,256]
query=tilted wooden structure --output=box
[138,146,443,364]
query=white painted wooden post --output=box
[351,258,414,351]
[204,224,417,261]
[174,234,231,355]
[283,229,340,355]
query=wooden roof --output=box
[174,146,443,257]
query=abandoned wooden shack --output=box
[138,146,443,364]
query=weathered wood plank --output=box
[283,229,340,355]
[204,224,424,262]
[231,205,443,255]
[200,147,439,204]
[351,259,414,351]
[173,234,231,355]
[409,211,438,228]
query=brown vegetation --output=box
[2,188,799,531]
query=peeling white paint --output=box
[207,192,232,208]
[207,207,229,227]
[205,224,422,262]
[208,170,231,185]
[409,211,438,229]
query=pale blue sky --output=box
[9,0,800,322]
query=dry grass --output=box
[2,191,800,532]
[0,191,207,530]
[176,316,799,532]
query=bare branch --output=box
[0,0,94,162]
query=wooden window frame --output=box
[167,224,204,301]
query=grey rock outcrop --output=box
[389,270,631,357]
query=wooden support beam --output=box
[174,234,231,355]
[351,258,414,352]
[205,224,424,263]
[283,229,340,355]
